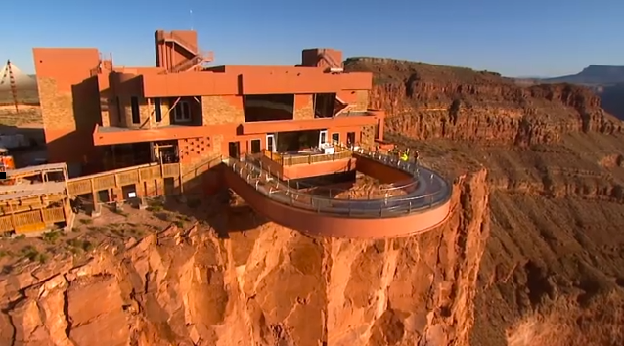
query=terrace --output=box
[256,143,357,180]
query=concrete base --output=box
[138,197,148,210]
[64,212,76,231]
[90,204,102,218]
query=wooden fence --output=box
[67,162,181,197]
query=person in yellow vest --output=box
[400,149,409,162]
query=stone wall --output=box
[294,94,314,120]
[360,124,375,149]
[353,90,369,112]
[201,96,245,125]
[37,76,101,162]
[118,96,152,129]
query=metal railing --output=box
[226,148,451,217]
[262,148,353,166]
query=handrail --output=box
[259,146,419,198]
[225,148,451,217]
[167,33,198,55]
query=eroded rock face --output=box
[344,58,622,145]
[0,169,488,346]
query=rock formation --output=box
[0,168,488,346]
[345,58,621,146]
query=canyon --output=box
[0,58,623,345]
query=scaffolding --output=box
[0,156,223,235]
[0,163,71,235]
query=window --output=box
[115,96,122,123]
[331,133,339,145]
[173,101,191,122]
[155,98,162,122]
[250,139,261,153]
[130,96,140,124]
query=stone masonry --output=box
[37,76,101,162]
[119,96,153,129]
[360,124,375,149]
[201,96,245,125]
[294,95,314,120]
[353,90,370,112]
[37,77,75,132]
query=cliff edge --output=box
[0,167,488,346]
[346,57,624,346]
[345,57,621,146]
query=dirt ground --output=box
[0,195,225,275]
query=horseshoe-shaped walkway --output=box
[223,149,452,238]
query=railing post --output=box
[347,195,351,216]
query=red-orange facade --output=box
[32,29,384,176]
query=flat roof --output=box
[5,163,67,179]
[0,181,67,202]
[97,125,185,133]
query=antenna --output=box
[190,9,194,30]
[1,60,20,113]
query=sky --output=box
[2,0,623,77]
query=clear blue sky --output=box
[2,0,622,77]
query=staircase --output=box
[318,50,343,73]
[161,33,214,73]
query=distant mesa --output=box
[541,65,624,85]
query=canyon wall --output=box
[343,57,624,345]
[0,168,488,346]
[345,58,622,145]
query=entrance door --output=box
[250,139,261,153]
[266,134,276,152]
[319,130,328,148]
[228,142,240,158]
[346,132,356,146]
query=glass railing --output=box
[227,148,451,217]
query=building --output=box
[25,29,454,238]
[32,29,385,186]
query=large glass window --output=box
[244,94,294,122]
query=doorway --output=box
[346,132,356,146]
[228,142,241,158]
[319,130,328,148]
[266,134,276,152]
[331,133,340,145]
[250,139,261,153]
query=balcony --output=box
[242,111,381,135]
[257,146,356,180]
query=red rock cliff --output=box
[344,58,622,145]
[0,168,488,346]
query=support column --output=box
[90,179,101,217]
